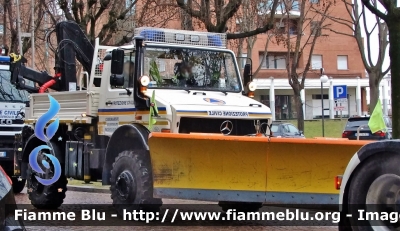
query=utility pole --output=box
[31,0,35,68]
[44,13,49,71]
[2,0,7,46]
[16,0,22,54]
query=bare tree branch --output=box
[360,0,387,20]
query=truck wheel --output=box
[218,201,263,212]
[347,152,400,230]
[110,151,162,216]
[11,177,26,194]
[26,165,67,209]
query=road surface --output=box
[15,188,338,231]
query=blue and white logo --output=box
[203,98,226,105]
[29,95,61,186]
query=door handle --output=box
[106,101,112,106]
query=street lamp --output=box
[320,69,329,137]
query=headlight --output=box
[248,81,257,91]
[139,75,150,86]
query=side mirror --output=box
[110,74,124,87]
[299,130,304,135]
[111,49,125,75]
[243,64,252,87]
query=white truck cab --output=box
[94,27,272,136]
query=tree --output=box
[274,0,331,131]
[316,0,390,111]
[56,0,140,45]
[233,0,277,77]
[3,0,48,55]
[175,0,280,39]
[360,0,400,137]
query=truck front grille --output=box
[179,117,269,136]
[0,136,15,148]
[0,127,23,132]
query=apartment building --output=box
[237,0,368,120]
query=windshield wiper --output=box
[193,91,206,95]
[185,90,190,94]
[221,91,227,96]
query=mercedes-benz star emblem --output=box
[220,120,233,135]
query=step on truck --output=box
[5,21,393,230]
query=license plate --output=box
[358,133,369,136]
[0,152,6,157]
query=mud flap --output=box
[148,133,372,202]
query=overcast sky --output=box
[360,0,393,74]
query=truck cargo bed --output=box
[28,91,94,123]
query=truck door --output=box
[98,52,136,136]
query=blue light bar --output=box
[207,35,223,47]
[0,56,10,62]
[139,29,166,43]
[135,27,227,48]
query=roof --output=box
[253,77,370,90]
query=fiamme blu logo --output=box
[28,95,62,186]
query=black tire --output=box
[218,201,263,212]
[347,152,400,231]
[26,165,67,210]
[110,151,162,216]
[11,177,26,194]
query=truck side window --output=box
[123,61,135,88]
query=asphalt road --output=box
[15,188,338,231]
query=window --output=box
[271,124,280,133]
[310,0,319,3]
[288,20,298,35]
[258,0,300,14]
[385,117,392,128]
[158,60,166,72]
[310,21,321,36]
[311,55,322,70]
[240,53,247,69]
[287,125,299,133]
[125,0,136,16]
[337,55,348,70]
[259,52,286,69]
[0,24,3,34]
[312,94,328,99]
[143,47,241,92]
[292,1,300,10]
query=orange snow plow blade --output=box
[148,133,372,200]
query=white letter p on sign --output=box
[336,87,343,97]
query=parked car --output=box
[270,121,305,138]
[342,115,392,140]
[0,166,25,231]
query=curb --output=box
[67,185,109,194]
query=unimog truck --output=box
[6,21,274,213]
[6,21,389,230]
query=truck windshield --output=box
[143,46,241,92]
[0,71,30,102]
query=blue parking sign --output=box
[333,85,347,99]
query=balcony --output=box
[258,0,301,18]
